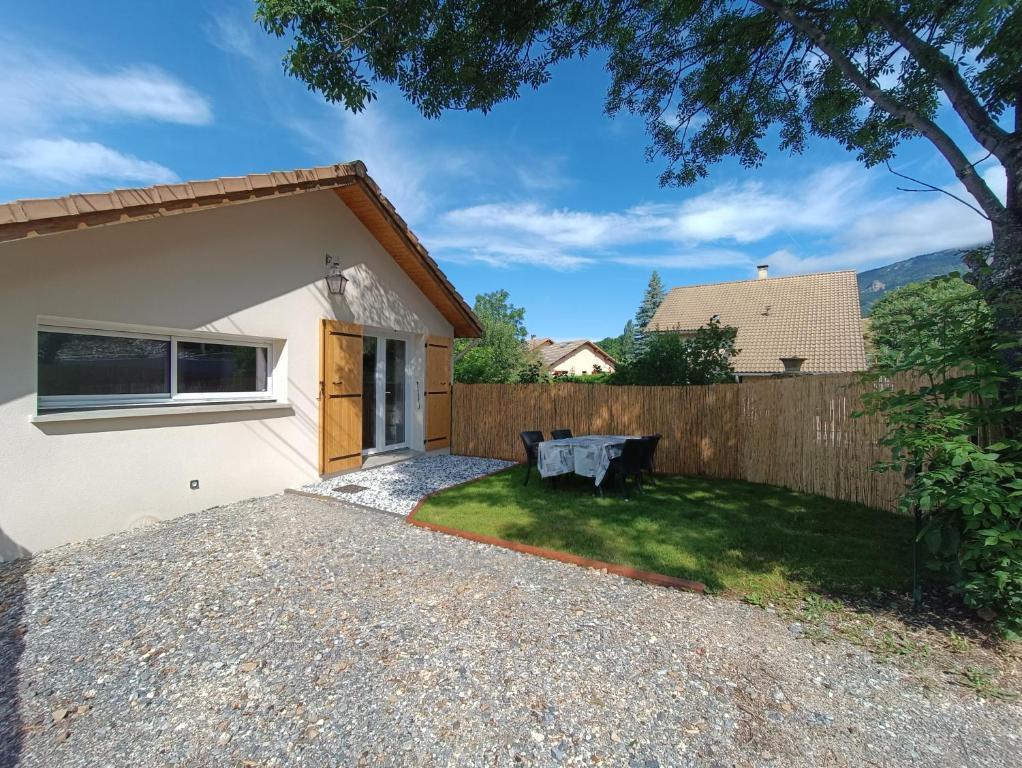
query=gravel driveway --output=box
[0,494,1017,767]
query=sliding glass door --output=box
[361,334,408,454]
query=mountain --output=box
[857,246,979,314]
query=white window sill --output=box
[31,400,293,424]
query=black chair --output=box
[640,434,662,485]
[551,428,573,439]
[520,431,545,486]
[607,438,645,497]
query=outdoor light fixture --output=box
[325,254,348,296]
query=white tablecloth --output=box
[537,435,640,486]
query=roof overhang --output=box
[0,161,483,338]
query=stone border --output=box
[405,465,706,594]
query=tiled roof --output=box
[647,271,867,374]
[532,339,617,369]
[0,162,482,337]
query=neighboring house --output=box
[528,338,617,376]
[647,265,867,379]
[0,162,481,558]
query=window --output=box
[38,332,170,397]
[38,325,273,411]
[176,341,268,395]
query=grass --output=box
[415,465,915,596]
[953,667,1020,701]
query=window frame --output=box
[37,324,275,412]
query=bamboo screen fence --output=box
[451,374,906,511]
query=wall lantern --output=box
[325,254,349,296]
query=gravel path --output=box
[0,494,1017,767]
[299,454,514,515]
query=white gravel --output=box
[0,493,1018,767]
[299,454,514,515]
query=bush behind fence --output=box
[451,375,904,511]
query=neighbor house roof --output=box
[647,271,866,374]
[0,162,483,337]
[530,339,617,370]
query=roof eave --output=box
[336,175,482,338]
[0,161,483,339]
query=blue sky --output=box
[0,1,1005,340]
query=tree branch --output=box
[872,8,1016,167]
[885,161,990,219]
[751,0,1007,224]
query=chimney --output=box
[780,356,806,375]
[757,264,769,280]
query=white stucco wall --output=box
[551,347,615,375]
[0,190,453,558]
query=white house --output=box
[0,162,481,558]
[527,338,617,376]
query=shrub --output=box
[614,316,738,386]
[551,372,616,384]
[860,275,1022,637]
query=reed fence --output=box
[451,375,906,511]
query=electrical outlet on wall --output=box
[189,480,200,490]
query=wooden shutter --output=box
[320,320,363,474]
[424,335,452,450]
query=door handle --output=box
[332,380,342,385]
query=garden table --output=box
[537,435,641,486]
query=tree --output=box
[596,318,636,364]
[595,333,623,361]
[474,289,528,343]
[633,271,666,357]
[616,317,739,385]
[620,320,636,363]
[454,290,535,383]
[257,0,1021,369]
[868,273,992,367]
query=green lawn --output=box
[415,466,915,596]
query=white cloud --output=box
[204,9,262,61]
[768,163,1002,273]
[766,201,989,274]
[0,43,212,127]
[981,163,1008,200]
[663,164,874,243]
[427,201,755,271]
[288,100,483,223]
[433,238,593,270]
[212,20,452,223]
[0,36,210,192]
[513,155,573,191]
[0,139,178,187]
[70,66,212,125]
[441,202,648,248]
[612,249,751,269]
[424,161,999,273]
[428,164,867,269]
